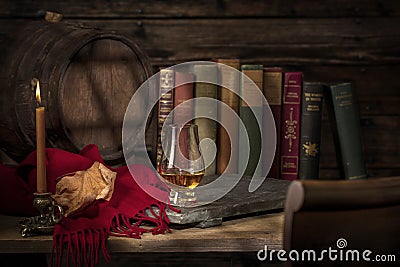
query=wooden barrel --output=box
[0,21,153,163]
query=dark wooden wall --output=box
[0,0,399,179]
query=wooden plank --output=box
[321,97,400,117]
[319,116,400,168]
[332,115,399,138]
[110,213,284,253]
[59,38,149,158]
[0,213,283,253]
[358,97,400,116]
[322,97,400,116]
[302,66,400,98]
[320,147,400,168]
[0,0,399,18]
[2,18,400,68]
[65,18,400,66]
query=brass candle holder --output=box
[19,192,64,237]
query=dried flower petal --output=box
[52,162,116,216]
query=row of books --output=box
[279,72,367,180]
[155,60,367,180]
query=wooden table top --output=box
[0,213,284,254]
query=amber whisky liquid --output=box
[160,171,204,189]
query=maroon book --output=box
[280,72,302,180]
[173,72,194,126]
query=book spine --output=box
[239,64,263,177]
[263,67,283,179]
[193,64,218,176]
[216,59,240,174]
[280,72,302,181]
[325,82,367,179]
[156,69,174,167]
[173,72,194,127]
[298,82,324,180]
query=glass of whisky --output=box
[158,123,205,206]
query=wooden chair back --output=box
[283,177,400,266]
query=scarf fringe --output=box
[52,203,173,267]
[52,228,109,267]
[110,203,172,237]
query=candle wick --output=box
[34,78,42,107]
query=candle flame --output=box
[35,80,41,105]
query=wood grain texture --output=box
[319,116,400,169]
[284,177,400,267]
[60,38,146,158]
[0,213,283,253]
[287,176,400,210]
[2,19,400,68]
[0,0,399,18]
[60,18,400,66]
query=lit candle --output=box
[35,80,47,193]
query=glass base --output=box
[169,187,197,206]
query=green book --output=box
[325,82,367,179]
[239,65,263,177]
[193,64,218,176]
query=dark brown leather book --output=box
[216,59,240,174]
[156,69,174,167]
[298,82,324,180]
[263,67,283,179]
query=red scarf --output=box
[0,144,175,266]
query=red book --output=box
[280,72,302,180]
[173,72,194,126]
